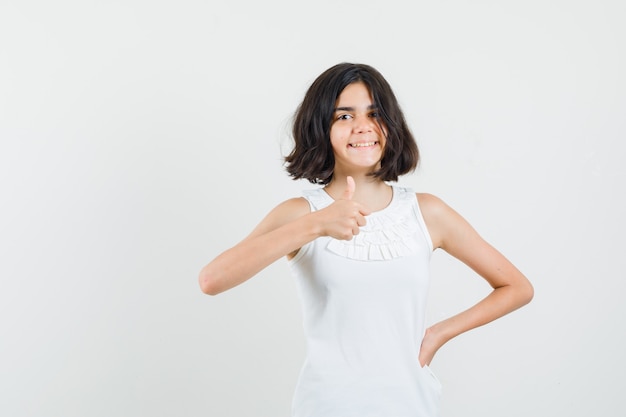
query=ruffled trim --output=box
[303,186,422,261]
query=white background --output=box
[1,1,625,416]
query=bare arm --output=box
[417,193,534,366]
[199,177,369,295]
[199,197,313,295]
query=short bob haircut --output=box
[285,62,419,185]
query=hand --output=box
[317,176,370,241]
[418,326,447,367]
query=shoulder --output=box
[246,196,311,239]
[415,192,470,250]
[272,197,311,219]
[415,192,449,219]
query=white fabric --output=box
[288,185,442,417]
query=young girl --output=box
[199,62,533,417]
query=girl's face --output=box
[329,82,386,175]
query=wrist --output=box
[428,321,454,345]
[306,210,326,238]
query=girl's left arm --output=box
[416,193,534,366]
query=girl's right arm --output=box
[199,197,313,295]
[199,178,368,295]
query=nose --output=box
[353,114,374,133]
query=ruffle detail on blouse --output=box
[326,209,421,261]
[303,187,421,261]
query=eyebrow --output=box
[334,104,378,112]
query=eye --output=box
[369,111,380,118]
[336,114,352,121]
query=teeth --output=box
[349,142,377,148]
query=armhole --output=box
[413,193,435,254]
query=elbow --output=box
[520,279,534,306]
[198,266,223,296]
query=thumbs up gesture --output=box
[317,176,370,241]
[342,175,356,200]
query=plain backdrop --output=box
[1,1,625,416]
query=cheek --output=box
[329,125,347,145]
[328,134,341,155]
[378,124,388,138]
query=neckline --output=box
[320,184,399,216]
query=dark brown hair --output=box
[285,62,419,184]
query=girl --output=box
[199,62,533,417]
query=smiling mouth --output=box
[349,141,378,148]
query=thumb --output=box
[342,176,355,200]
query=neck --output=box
[325,173,393,212]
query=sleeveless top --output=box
[288,185,442,417]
